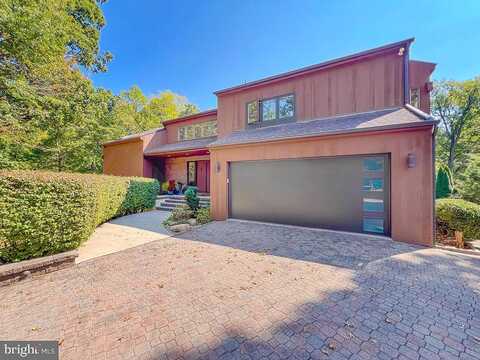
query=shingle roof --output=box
[144,136,217,155]
[209,106,436,148]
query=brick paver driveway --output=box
[1,220,479,360]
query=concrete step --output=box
[163,198,210,205]
[157,194,211,201]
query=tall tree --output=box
[113,87,198,135]
[432,79,480,173]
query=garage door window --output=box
[362,156,387,235]
[363,217,384,233]
[362,178,384,192]
[363,198,384,212]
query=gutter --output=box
[403,42,410,105]
[208,120,438,150]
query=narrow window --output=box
[410,88,420,108]
[194,124,202,138]
[279,94,294,119]
[178,127,185,141]
[187,161,196,186]
[247,101,258,124]
[261,98,277,121]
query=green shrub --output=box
[436,164,453,199]
[0,170,159,262]
[195,207,212,225]
[436,198,480,240]
[161,181,169,194]
[458,155,480,204]
[184,186,200,212]
[163,205,193,226]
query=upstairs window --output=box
[410,88,420,109]
[246,94,295,125]
[247,101,258,124]
[178,120,217,141]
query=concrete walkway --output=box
[77,210,172,263]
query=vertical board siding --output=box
[217,50,405,138]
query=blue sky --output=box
[91,0,480,110]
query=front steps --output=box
[156,194,211,211]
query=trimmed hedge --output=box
[436,198,480,240]
[0,171,159,262]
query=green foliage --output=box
[0,1,198,173]
[433,79,480,174]
[436,164,454,199]
[458,155,480,204]
[163,205,193,226]
[0,170,159,262]
[195,207,212,225]
[185,186,200,212]
[161,181,170,194]
[114,87,199,134]
[436,199,480,240]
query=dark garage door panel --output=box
[229,155,390,235]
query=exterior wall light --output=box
[407,153,416,168]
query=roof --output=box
[214,38,414,96]
[103,128,165,147]
[162,109,217,125]
[209,105,436,148]
[144,136,217,155]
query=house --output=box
[103,38,437,246]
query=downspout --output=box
[432,124,438,245]
[403,43,410,105]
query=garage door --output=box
[229,155,390,235]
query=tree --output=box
[432,79,480,174]
[458,155,480,204]
[113,87,198,135]
[436,164,454,199]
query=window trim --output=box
[245,93,296,128]
[410,88,420,109]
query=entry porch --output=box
[145,149,211,194]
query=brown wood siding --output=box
[103,140,145,177]
[210,126,434,246]
[409,60,436,114]
[217,51,405,138]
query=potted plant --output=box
[167,180,176,195]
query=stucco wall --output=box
[210,126,434,246]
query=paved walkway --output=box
[1,220,479,360]
[77,210,171,263]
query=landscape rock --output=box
[188,219,197,226]
[169,224,191,233]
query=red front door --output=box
[195,160,210,193]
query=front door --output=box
[196,160,210,193]
[187,160,210,193]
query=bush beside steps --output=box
[163,185,212,234]
[0,170,160,263]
